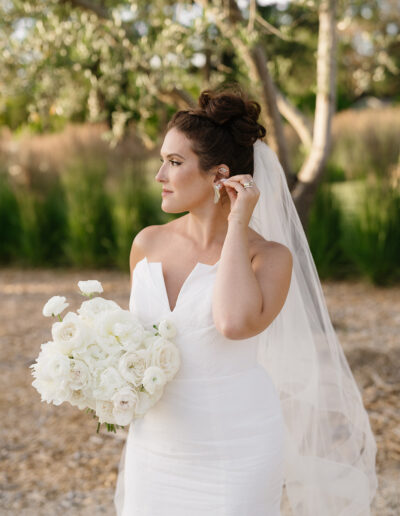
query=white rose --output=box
[93,366,126,400]
[111,387,138,426]
[77,297,121,322]
[78,280,103,296]
[148,337,181,382]
[42,296,69,317]
[68,359,91,391]
[134,387,164,418]
[142,366,167,395]
[51,312,92,355]
[95,400,115,424]
[118,349,150,387]
[68,388,90,410]
[157,318,177,339]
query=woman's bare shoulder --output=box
[248,227,292,260]
[129,220,181,273]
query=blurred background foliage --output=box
[0,0,399,285]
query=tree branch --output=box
[59,0,110,19]
[275,91,313,148]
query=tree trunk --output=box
[291,0,338,231]
[250,44,293,179]
[218,0,293,178]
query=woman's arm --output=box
[212,219,293,340]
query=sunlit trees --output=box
[1,0,398,227]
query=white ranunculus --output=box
[78,339,109,363]
[95,309,145,351]
[93,366,126,400]
[86,333,124,362]
[78,280,103,296]
[134,387,164,418]
[31,346,71,380]
[95,400,115,424]
[39,340,62,356]
[51,311,92,355]
[42,296,69,317]
[118,349,150,387]
[157,318,177,339]
[68,359,91,391]
[32,376,71,406]
[111,387,138,426]
[113,322,143,352]
[141,333,160,349]
[142,366,167,395]
[30,348,72,405]
[77,296,121,323]
[148,337,181,382]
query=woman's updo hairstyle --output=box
[166,83,266,178]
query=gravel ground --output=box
[0,267,399,515]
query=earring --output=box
[213,167,228,203]
[213,183,222,203]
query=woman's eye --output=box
[159,158,181,166]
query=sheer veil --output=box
[250,138,378,515]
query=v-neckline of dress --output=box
[142,256,220,313]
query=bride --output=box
[114,85,377,515]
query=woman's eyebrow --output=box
[160,152,185,159]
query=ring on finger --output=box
[243,179,255,188]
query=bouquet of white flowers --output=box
[30,279,181,432]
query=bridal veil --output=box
[250,138,378,515]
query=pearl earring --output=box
[213,183,222,203]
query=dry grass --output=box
[0,268,399,515]
[0,122,158,190]
[284,105,400,183]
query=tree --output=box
[1,0,396,228]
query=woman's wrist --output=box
[227,215,247,228]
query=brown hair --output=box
[165,83,266,178]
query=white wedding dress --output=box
[114,255,286,515]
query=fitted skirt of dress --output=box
[115,364,285,516]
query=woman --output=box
[114,85,377,515]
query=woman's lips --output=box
[162,190,173,195]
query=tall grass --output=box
[307,178,400,284]
[341,180,400,285]
[0,157,166,271]
[60,158,116,268]
[14,188,45,266]
[34,181,68,266]
[110,159,166,271]
[307,183,351,279]
[328,106,400,181]
[1,108,399,283]
[0,173,22,264]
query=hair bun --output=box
[197,87,266,145]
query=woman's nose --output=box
[155,169,165,182]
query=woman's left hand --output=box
[220,174,260,226]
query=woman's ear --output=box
[216,165,230,180]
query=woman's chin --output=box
[160,201,184,214]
